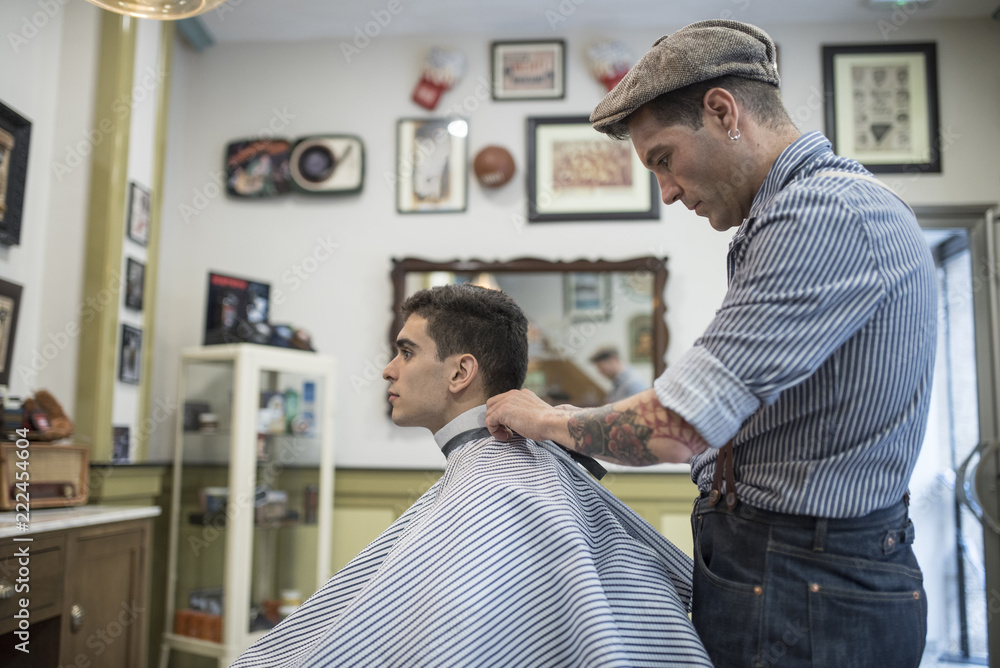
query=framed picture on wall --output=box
[628,314,653,364]
[0,100,31,247]
[127,181,150,245]
[396,118,468,214]
[112,425,130,463]
[491,40,566,100]
[564,272,611,322]
[225,138,292,198]
[527,116,659,223]
[119,324,142,385]
[125,257,145,311]
[0,278,23,386]
[822,42,941,173]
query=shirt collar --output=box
[746,131,831,222]
[433,405,488,453]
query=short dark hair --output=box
[400,283,528,398]
[605,75,792,140]
[588,346,620,363]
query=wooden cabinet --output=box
[0,510,156,668]
[59,520,151,667]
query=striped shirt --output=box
[655,131,937,518]
[231,406,711,667]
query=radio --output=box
[0,443,89,510]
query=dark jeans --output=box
[691,495,927,667]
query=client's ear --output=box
[448,353,479,394]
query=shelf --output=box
[163,629,270,658]
[162,344,337,667]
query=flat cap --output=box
[590,20,779,134]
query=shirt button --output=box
[809,583,821,593]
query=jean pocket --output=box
[808,582,927,667]
[693,546,765,666]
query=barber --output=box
[486,19,934,667]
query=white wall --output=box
[152,17,1000,468]
[0,0,102,403]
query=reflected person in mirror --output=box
[231,283,711,667]
[486,19,935,668]
[588,344,649,403]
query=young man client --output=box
[231,284,711,667]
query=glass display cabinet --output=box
[158,344,336,668]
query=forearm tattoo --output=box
[566,403,706,465]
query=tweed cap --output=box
[590,20,779,134]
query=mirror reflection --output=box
[391,257,668,408]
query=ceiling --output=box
[197,0,999,43]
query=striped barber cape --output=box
[231,426,710,667]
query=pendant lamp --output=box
[83,0,228,20]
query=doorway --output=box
[915,205,998,666]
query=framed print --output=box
[125,257,145,311]
[527,116,659,223]
[112,425,130,463]
[822,43,940,173]
[225,138,292,198]
[564,272,611,322]
[0,278,22,386]
[119,324,142,385]
[396,118,468,214]
[127,181,150,245]
[492,40,565,100]
[204,271,271,345]
[0,100,31,247]
[629,314,653,364]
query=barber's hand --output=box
[485,389,567,443]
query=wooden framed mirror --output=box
[390,256,668,407]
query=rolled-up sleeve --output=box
[655,187,887,449]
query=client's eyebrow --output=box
[395,337,419,351]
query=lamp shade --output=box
[84,0,228,20]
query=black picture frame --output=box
[127,181,150,245]
[527,116,660,223]
[0,100,31,247]
[119,324,142,385]
[0,278,23,386]
[396,118,468,214]
[822,42,941,174]
[125,257,145,311]
[491,40,566,101]
[112,425,130,463]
